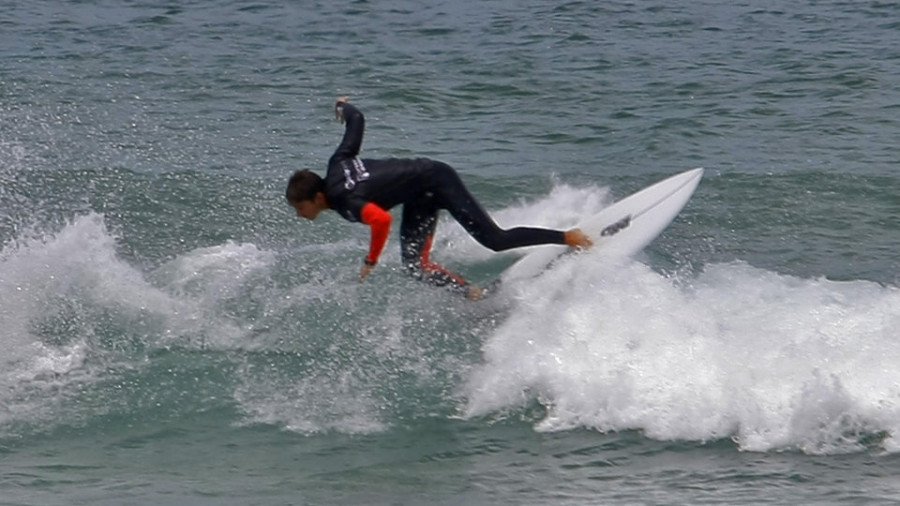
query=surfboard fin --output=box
[600,215,632,237]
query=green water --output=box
[2,1,900,504]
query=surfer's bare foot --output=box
[466,285,485,301]
[564,228,593,249]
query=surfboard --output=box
[499,168,705,284]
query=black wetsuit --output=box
[326,103,566,290]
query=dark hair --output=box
[285,170,325,203]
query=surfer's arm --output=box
[333,99,364,160]
[359,202,391,281]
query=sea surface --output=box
[2,1,900,504]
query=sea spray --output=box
[0,213,276,430]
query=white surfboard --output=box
[500,168,704,283]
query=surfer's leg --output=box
[399,200,470,293]
[428,162,567,251]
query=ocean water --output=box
[2,0,900,504]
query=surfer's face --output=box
[290,192,328,220]
[291,199,322,220]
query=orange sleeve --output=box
[360,202,391,265]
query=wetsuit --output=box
[326,103,566,291]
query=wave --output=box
[464,250,900,454]
[3,190,899,455]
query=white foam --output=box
[150,240,276,348]
[155,241,275,299]
[0,213,151,424]
[1,214,144,378]
[0,213,277,426]
[463,254,900,454]
[0,211,408,434]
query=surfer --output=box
[286,97,592,299]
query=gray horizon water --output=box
[2,1,900,504]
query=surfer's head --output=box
[286,170,328,220]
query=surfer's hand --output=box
[359,262,374,283]
[564,229,593,250]
[335,96,350,123]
